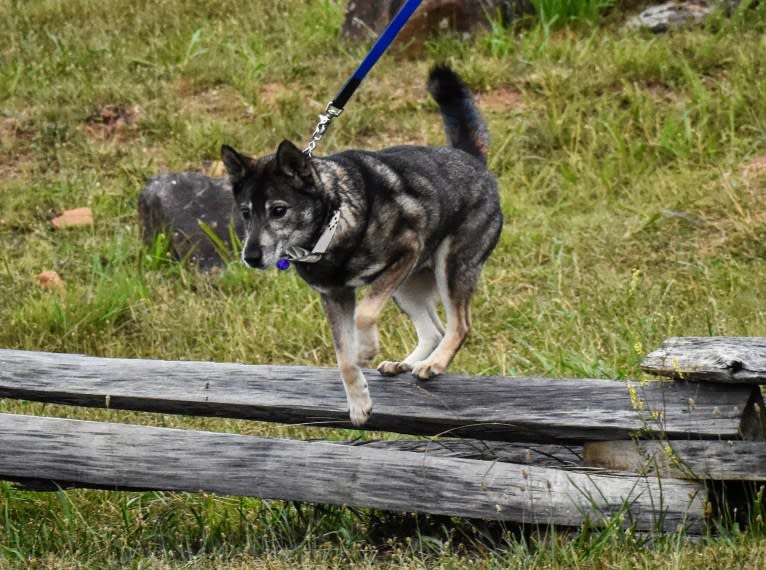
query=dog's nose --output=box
[243,250,263,268]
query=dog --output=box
[221,65,502,426]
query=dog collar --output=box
[277,209,341,270]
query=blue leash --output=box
[303,0,423,157]
[333,0,424,110]
[279,0,423,271]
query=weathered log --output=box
[0,413,707,532]
[584,440,766,481]
[353,439,584,468]
[642,337,766,384]
[0,349,762,443]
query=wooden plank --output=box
[584,440,766,481]
[7,439,586,490]
[354,439,584,468]
[0,349,761,442]
[642,337,766,384]
[0,413,707,532]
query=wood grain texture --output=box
[354,439,584,468]
[0,413,707,532]
[0,349,761,442]
[584,440,766,481]
[642,337,766,384]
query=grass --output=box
[3,0,766,566]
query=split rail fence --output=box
[1,336,766,534]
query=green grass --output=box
[4,0,766,567]
[530,0,615,29]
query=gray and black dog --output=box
[221,65,502,426]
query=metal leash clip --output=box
[304,103,343,158]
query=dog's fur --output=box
[221,65,502,426]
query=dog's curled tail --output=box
[427,64,490,164]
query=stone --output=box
[626,2,714,32]
[138,172,243,270]
[51,207,93,229]
[341,0,528,46]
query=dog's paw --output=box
[377,360,412,377]
[348,395,373,426]
[341,367,373,426]
[411,360,445,380]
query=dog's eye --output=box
[240,206,251,220]
[270,206,288,219]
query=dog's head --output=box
[221,141,328,269]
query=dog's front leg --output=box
[321,288,373,426]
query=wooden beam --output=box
[584,440,766,481]
[642,337,766,384]
[0,349,762,443]
[354,439,584,468]
[0,413,707,533]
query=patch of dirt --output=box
[176,85,253,118]
[258,82,287,110]
[363,70,428,111]
[478,87,524,112]
[0,157,35,180]
[742,154,766,184]
[81,104,139,141]
[643,79,681,104]
[0,114,37,179]
[1,116,26,146]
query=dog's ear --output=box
[276,140,314,190]
[221,144,252,184]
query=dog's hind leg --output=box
[354,251,419,365]
[321,288,373,426]
[378,269,444,376]
[411,298,471,380]
[410,238,479,380]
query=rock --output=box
[38,270,65,292]
[51,207,93,229]
[626,2,714,32]
[138,172,243,270]
[342,0,528,46]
